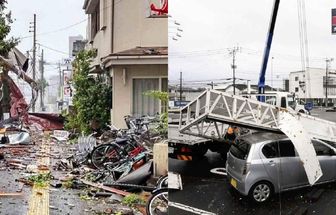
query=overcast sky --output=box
[7,0,86,78]
[169,0,336,88]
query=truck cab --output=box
[250,92,308,114]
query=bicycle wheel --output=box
[91,143,124,169]
[146,188,168,215]
[156,175,168,188]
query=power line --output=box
[37,43,68,55]
[19,0,119,40]
[20,19,87,40]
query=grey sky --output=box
[7,0,86,78]
[169,0,336,87]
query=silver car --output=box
[226,132,336,203]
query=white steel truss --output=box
[179,89,336,185]
[179,89,336,143]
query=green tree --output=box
[144,90,168,137]
[0,0,19,117]
[64,50,111,134]
[0,0,19,56]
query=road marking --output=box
[27,137,50,215]
[210,168,227,176]
[169,201,216,215]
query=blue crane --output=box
[258,0,280,101]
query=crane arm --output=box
[258,0,280,100]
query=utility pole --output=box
[229,46,240,95]
[179,71,182,102]
[39,49,44,111]
[29,14,37,112]
[325,58,334,107]
[58,62,62,110]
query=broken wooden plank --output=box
[0,192,23,197]
[81,179,130,196]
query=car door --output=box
[312,140,336,182]
[278,140,307,189]
[260,141,281,187]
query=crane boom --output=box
[258,0,280,100]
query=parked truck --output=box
[168,91,309,162]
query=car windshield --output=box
[287,95,296,109]
[230,139,251,160]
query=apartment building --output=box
[83,0,168,128]
[289,68,336,106]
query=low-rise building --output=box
[83,0,168,128]
[218,83,278,94]
[289,68,336,106]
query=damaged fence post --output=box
[153,142,168,177]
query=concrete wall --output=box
[113,0,167,53]
[289,68,336,99]
[90,0,112,61]
[87,0,167,58]
[111,64,167,128]
[289,71,305,98]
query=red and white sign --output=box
[146,0,168,17]
[63,86,71,97]
[151,0,168,15]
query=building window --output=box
[133,78,160,117]
[91,2,100,39]
[295,87,299,92]
[132,77,168,117]
[295,76,299,81]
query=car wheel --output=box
[248,181,273,203]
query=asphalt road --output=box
[0,136,127,215]
[169,108,336,215]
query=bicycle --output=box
[85,149,150,184]
[146,188,168,215]
[91,131,149,169]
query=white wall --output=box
[289,68,336,99]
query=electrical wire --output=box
[19,19,87,40]
[18,0,121,40]
[37,43,68,55]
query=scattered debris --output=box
[50,130,69,142]
[26,164,38,173]
[50,180,62,188]
[106,193,123,203]
[0,192,23,197]
[80,179,131,196]
[122,193,146,207]
[210,168,227,176]
[27,172,52,187]
[168,172,183,190]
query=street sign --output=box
[304,102,313,111]
[332,9,336,34]
[174,100,189,107]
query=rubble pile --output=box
[0,115,167,214]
